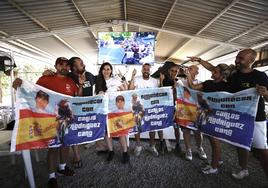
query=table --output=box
[0,131,35,188]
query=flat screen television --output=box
[98,32,155,65]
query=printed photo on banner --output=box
[128,87,174,134]
[11,80,107,152]
[176,86,259,150]
[175,86,198,130]
[107,91,136,137]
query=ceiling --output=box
[0,0,267,66]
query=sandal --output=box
[73,159,83,168]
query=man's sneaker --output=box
[107,151,114,162]
[48,178,58,188]
[122,152,130,164]
[197,147,207,160]
[149,145,159,156]
[232,169,249,180]
[134,146,143,156]
[57,166,75,176]
[202,166,218,174]
[185,150,192,161]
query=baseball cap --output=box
[55,57,69,65]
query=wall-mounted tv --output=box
[98,32,155,65]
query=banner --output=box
[176,86,259,150]
[11,80,107,151]
[107,87,174,137]
[176,86,198,130]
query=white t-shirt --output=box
[106,77,122,92]
[134,76,159,89]
[178,77,199,87]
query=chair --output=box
[0,130,36,188]
[0,130,21,164]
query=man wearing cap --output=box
[129,63,164,156]
[13,57,82,188]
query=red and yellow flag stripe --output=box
[175,99,197,127]
[108,112,135,137]
[16,109,57,150]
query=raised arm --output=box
[187,56,215,72]
[128,69,137,90]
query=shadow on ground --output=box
[0,136,267,188]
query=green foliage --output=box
[0,64,43,102]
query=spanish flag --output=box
[175,99,197,127]
[16,109,57,151]
[107,112,135,137]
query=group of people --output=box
[12,48,268,188]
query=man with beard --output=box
[13,57,81,188]
[228,49,268,180]
[68,57,97,167]
[68,57,96,96]
[129,63,164,156]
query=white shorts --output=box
[252,121,268,149]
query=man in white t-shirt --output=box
[129,63,164,156]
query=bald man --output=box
[227,49,268,180]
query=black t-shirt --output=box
[162,77,176,103]
[202,80,229,92]
[162,77,175,87]
[68,72,96,96]
[228,69,268,121]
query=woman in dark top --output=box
[159,62,182,154]
[187,61,234,174]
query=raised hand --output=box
[42,69,55,76]
[131,68,137,79]
[187,56,201,62]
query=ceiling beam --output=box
[227,19,268,42]
[251,40,268,49]
[0,31,55,59]
[123,0,128,31]
[8,0,86,59]
[196,0,240,35]
[206,40,268,63]
[191,18,268,61]
[0,23,112,42]
[156,0,179,40]
[0,20,246,49]
[0,43,54,65]
[70,0,98,40]
[162,0,239,62]
[126,21,246,48]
